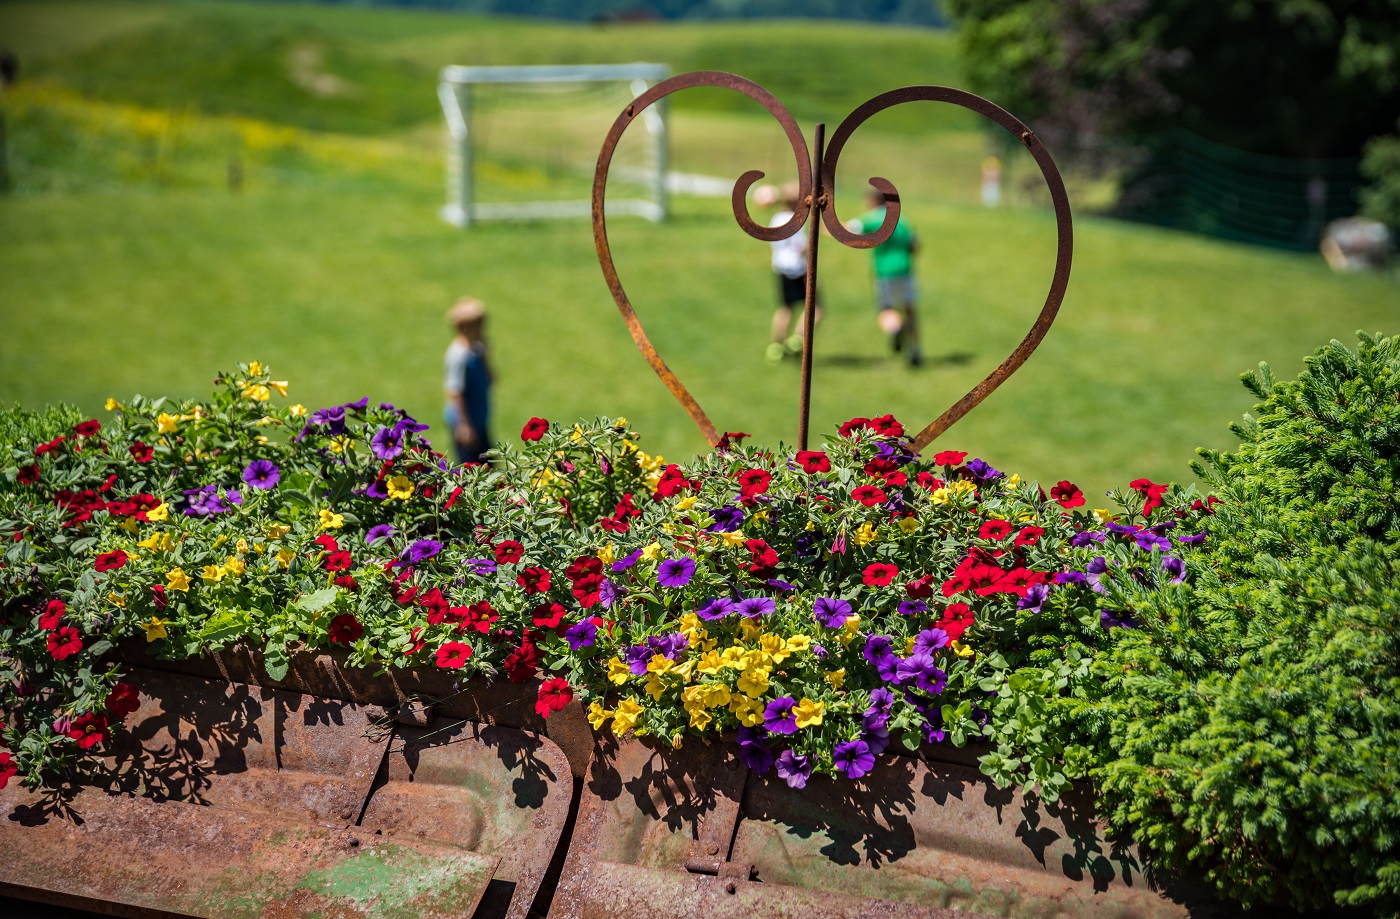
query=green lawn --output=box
[2,0,1396,503]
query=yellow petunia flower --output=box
[201,564,225,583]
[696,650,726,675]
[138,532,174,553]
[241,383,271,402]
[645,654,673,675]
[385,476,413,501]
[852,522,879,547]
[166,568,191,592]
[118,517,139,534]
[930,487,951,505]
[269,381,288,397]
[728,695,764,727]
[319,508,345,530]
[223,556,246,577]
[598,544,615,565]
[897,517,921,535]
[146,503,169,522]
[794,698,825,729]
[612,697,643,734]
[717,530,745,548]
[699,683,731,709]
[644,675,668,701]
[785,634,812,653]
[248,360,262,376]
[950,640,975,658]
[758,634,789,663]
[736,668,770,698]
[675,496,698,512]
[266,523,291,539]
[142,617,168,642]
[1007,473,1021,487]
[289,404,307,417]
[107,592,126,609]
[824,668,846,690]
[156,412,179,435]
[1093,508,1115,524]
[738,618,763,643]
[606,657,632,685]
[104,398,121,412]
[689,708,712,730]
[640,542,662,561]
[276,547,296,569]
[587,702,612,730]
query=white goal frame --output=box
[438,62,671,227]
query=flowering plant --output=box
[0,363,1211,797]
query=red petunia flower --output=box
[74,419,101,437]
[395,585,419,605]
[495,540,524,564]
[34,435,66,456]
[521,417,550,441]
[978,520,1012,541]
[744,538,779,569]
[40,599,65,630]
[795,450,830,474]
[738,468,772,498]
[863,562,899,587]
[0,752,16,790]
[852,484,888,507]
[869,414,904,437]
[18,464,41,485]
[104,682,141,719]
[313,534,340,554]
[572,574,602,608]
[94,549,128,572]
[938,602,975,642]
[933,450,967,467]
[915,471,943,490]
[333,575,358,591]
[653,464,690,499]
[531,601,567,629]
[418,588,449,625]
[1013,526,1045,548]
[461,601,498,634]
[535,677,574,718]
[128,442,154,463]
[435,641,473,669]
[66,712,109,750]
[323,551,353,572]
[1049,480,1085,509]
[715,431,750,451]
[884,471,908,487]
[444,486,464,509]
[47,626,82,660]
[1129,478,1170,517]
[152,583,167,610]
[328,614,364,645]
[904,576,935,599]
[517,566,551,595]
[565,556,603,582]
[503,634,539,682]
[838,417,870,437]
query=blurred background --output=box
[1,0,1396,501]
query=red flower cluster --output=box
[461,601,498,634]
[419,588,450,624]
[503,634,539,682]
[852,484,888,507]
[1129,478,1169,517]
[567,555,604,608]
[532,601,567,629]
[942,549,1049,599]
[74,419,102,437]
[598,493,641,533]
[745,538,778,576]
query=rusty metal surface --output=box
[359,717,574,919]
[0,788,499,919]
[98,666,389,826]
[551,737,1203,919]
[591,72,1073,452]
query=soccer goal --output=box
[438,63,671,227]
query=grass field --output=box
[2,0,1396,502]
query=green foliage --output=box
[1361,121,1400,234]
[1092,332,1400,916]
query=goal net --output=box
[438,63,671,226]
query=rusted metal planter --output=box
[0,643,587,918]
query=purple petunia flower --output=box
[832,740,876,780]
[866,687,895,718]
[309,405,347,435]
[1054,571,1088,586]
[811,643,829,660]
[775,750,812,789]
[737,729,775,774]
[862,713,891,756]
[696,597,735,621]
[599,578,618,609]
[706,505,745,533]
[344,397,369,411]
[366,480,389,500]
[1070,530,1107,547]
[963,458,1003,483]
[405,539,443,564]
[648,632,689,660]
[862,635,896,669]
[736,597,776,618]
[1087,556,1111,594]
[624,645,652,675]
[923,710,947,744]
[1178,532,1207,546]
[763,697,798,734]
[1134,530,1172,552]
[896,654,946,694]
[656,557,696,588]
[366,524,395,545]
[898,599,928,617]
[227,489,242,505]
[1106,522,1141,537]
[1161,555,1186,583]
[241,459,280,490]
[564,620,598,649]
[813,597,852,629]
[1101,609,1138,629]
[913,628,950,655]
[394,417,430,435]
[182,485,229,517]
[767,579,796,592]
[611,549,644,571]
[467,558,497,576]
[370,426,404,460]
[1017,584,1051,614]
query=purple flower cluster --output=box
[182,485,239,517]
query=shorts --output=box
[875,275,916,311]
[777,273,814,308]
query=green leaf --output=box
[293,588,339,614]
[264,640,290,682]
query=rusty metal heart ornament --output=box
[592,71,1073,453]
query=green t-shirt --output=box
[855,206,916,278]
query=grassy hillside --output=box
[1,0,1396,503]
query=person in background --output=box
[443,297,492,464]
[849,186,921,367]
[760,183,821,364]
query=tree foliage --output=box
[1361,121,1400,233]
[1093,333,1400,916]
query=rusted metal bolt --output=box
[725,881,737,895]
[347,837,360,848]
[339,808,355,821]
[707,844,720,856]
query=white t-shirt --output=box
[769,210,807,279]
